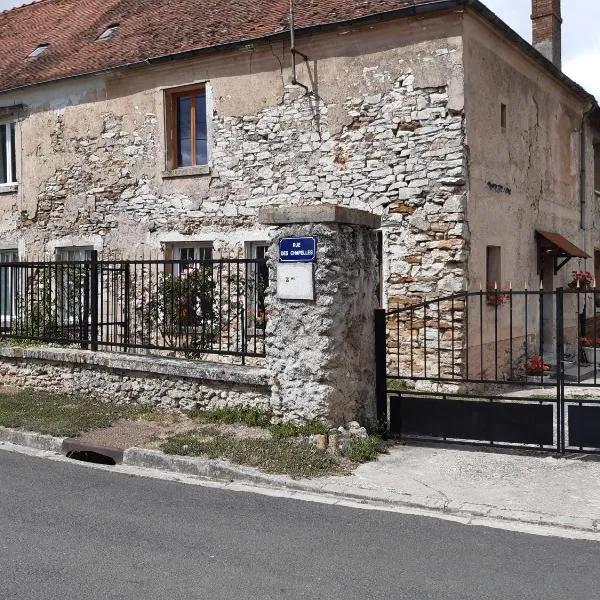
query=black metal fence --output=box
[375,286,600,454]
[0,252,268,361]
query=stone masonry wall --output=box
[0,348,270,411]
[0,44,469,400]
[263,219,380,425]
[9,68,467,300]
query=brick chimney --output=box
[531,0,562,69]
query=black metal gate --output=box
[375,287,600,454]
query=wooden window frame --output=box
[166,84,208,170]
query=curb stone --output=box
[1,427,598,535]
[0,426,64,453]
[122,447,600,534]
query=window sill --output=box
[162,165,210,179]
[0,183,18,194]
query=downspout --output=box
[289,0,309,92]
[580,105,594,230]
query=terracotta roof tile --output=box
[0,0,438,93]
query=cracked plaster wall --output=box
[0,13,468,304]
[462,13,597,376]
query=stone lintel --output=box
[0,346,268,387]
[259,204,381,229]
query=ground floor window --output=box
[247,242,268,330]
[0,249,18,326]
[56,246,94,262]
[55,246,94,324]
[165,242,213,275]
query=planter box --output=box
[526,372,553,385]
[581,346,600,365]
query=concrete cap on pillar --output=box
[258,204,381,229]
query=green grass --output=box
[185,406,272,427]
[344,436,389,463]
[268,421,329,438]
[387,379,410,391]
[0,389,149,437]
[161,431,346,478]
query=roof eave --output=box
[0,0,597,112]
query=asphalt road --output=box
[1,450,599,600]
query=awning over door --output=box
[536,230,589,274]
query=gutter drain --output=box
[66,449,117,465]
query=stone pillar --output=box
[259,205,380,425]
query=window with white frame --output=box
[0,122,16,185]
[247,242,268,330]
[166,243,213,275]
[0,249,18,325]
[56,246,94,262]
[55,246,94,324]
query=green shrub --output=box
[344,436,388,463]
[269,421,329,438]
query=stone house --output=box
[0,0,598,374]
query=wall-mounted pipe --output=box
[289,0,309,92]
[580,105,594,230]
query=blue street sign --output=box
[279,237,317,262]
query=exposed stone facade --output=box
[0,348,270,411]
[8,69,467,302]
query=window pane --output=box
[177,96,192,167]
[0,125,6,184]
[0,251,17,320]
[179,247,195,262]
[195,93,208,165]
[198,246,212,261]
[0,266,10,316]
[10,123,15,183]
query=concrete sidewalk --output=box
[326,445,600,530]
[1,424,599,536]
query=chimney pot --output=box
[531,0,562,69]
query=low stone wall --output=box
[0,347,270,412]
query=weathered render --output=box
[0,14,468,302]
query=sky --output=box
[0,0,597,99]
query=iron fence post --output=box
[81,261,90,350]
[555,287,565,453]
[90,250,99,352]
[241,304,247,366]
[374,308,387,430]
[123,261,130,351]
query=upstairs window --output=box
[166,85,208,169]
[486,245,502,287]
[0,122,16,185]
[500,103,507,132]
[594,143,599,196]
